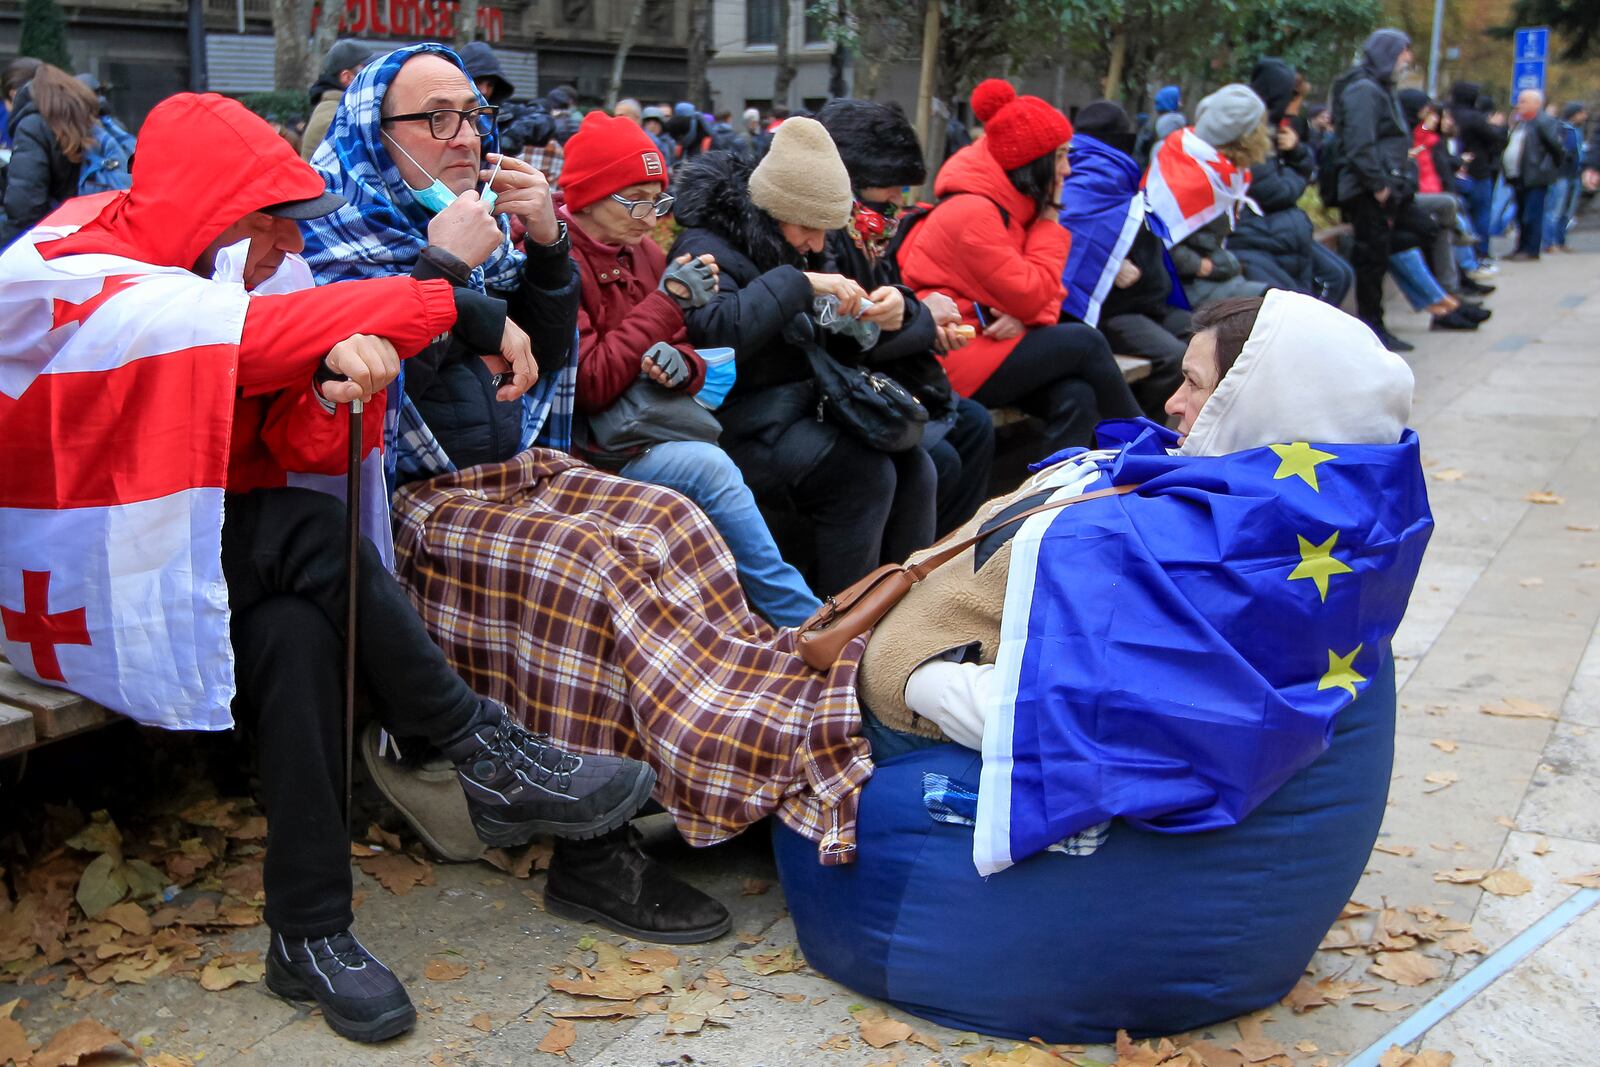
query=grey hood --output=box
[1361,29,1411,84]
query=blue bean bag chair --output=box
[773,656,1395,1044]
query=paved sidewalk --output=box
[10,235,1599,1066]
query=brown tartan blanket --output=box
[391,449,873,863]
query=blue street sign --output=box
[1513,26,1548,93]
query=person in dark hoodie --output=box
[458,40,515,106]
[0,91,653,1045]
[1056,99,1187,420]
[1231,58,1355,305]
[669,118,938,597]
[1,63,102,248]
[1446,80,1506,262]
[1332,28,1418,351]
[300,39,379,161]
[815,97,996,537]
[1133,84,1182,164]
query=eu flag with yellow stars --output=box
[973,420,1433,875]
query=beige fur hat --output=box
[748,117,853,230]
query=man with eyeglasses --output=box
[300,45,740,950]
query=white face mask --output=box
[384,132,500,214]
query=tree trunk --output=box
[270,0,312,92]
[685,0,709,109]
[826,0,849,99]
[912,0,941,200]
[773,0,796,108]
[1103,24,1127,102]
[307,4,339,87]
[607,0,650,110]
[457,0,480,44]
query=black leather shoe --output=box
[266,930,415,1043]
[1459,277,1496,296]
[545,826,732,945]
[1455,303,1491,323]
[1430,309,1479,331]
[440,708,656,847]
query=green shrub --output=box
[238,90,310,127]
[18,0,72,69]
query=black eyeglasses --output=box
[609,192,676,220]
[381,105,499,140]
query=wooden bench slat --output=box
[0,663,114,740]
[0,702,37,757]
[1115,354,1152,383]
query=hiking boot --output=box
[545,826,732,945]
[1374,329,1414,353]
[440,711,656,847]
[1454,303,1491,324]
[361,724,485,863]
[265,930,415,1043]
[1430,309,1479,331]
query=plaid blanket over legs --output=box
[391,449,874,863]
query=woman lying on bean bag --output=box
[778,288,1434,1042]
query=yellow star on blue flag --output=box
[1269,442,1336,491]
[1289,532,1355,602]
[1318,645,1366,698]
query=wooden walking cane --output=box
[344,398,363,844]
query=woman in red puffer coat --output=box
[896,85,1139,453]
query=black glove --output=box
[642,341,691,389]
[659,257,717,310]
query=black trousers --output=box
[928,396,996,537]
[1340,192,1393,331]
[223,488,493,937]
[1098,308,1188,423]
[972,324,1141,454]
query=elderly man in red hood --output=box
[0,94,654,1044]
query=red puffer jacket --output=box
[562,204,705,416]
[895,140,1071,396]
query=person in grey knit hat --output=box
[1193,84,1267,148]
[748,116,854,230]
[301,39,380,160]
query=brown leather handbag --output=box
[794,482,1141,670]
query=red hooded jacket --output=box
[36,94,458,492]
[894,140,1071,396]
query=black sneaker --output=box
[1430,309,1479,331]
[1459,277,1496,296]
[265,930,415,1043]
[1375,329,1415,353]
[1454,303,1492,324]
[440,713,656,847]
[545,826,733,945]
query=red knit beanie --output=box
[970,78,1017,124]
[560,111,670,213]
[983,95,1073,171]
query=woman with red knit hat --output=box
[558,110,821,628]
[897,91,1140,454]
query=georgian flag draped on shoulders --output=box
[1141,126,1255,246]
[0,197,246,729]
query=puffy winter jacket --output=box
[1229,139,1316,293]
[894,140,1070,396]
[1,86,82,247]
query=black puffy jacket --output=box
[1511,112,1566,189]
[1230,144,1315,293]
[1,86,81,247]
[398,236,581,479]
[1332,31,1414,204]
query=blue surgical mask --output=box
[385,133,499,214]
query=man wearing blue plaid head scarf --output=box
[299,44,736,949]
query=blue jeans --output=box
[1461,176,1494,259]
[1310,241,1355,306]
[620,440,820,627]
[1514,184,1548,257]
[1544,177,1578,248]
[1389,246,1447,311]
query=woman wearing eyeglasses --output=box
[559,110,822,627]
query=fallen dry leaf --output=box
[857,1008,914,1049]
[1231,1016,1286,1063]
[0,1016,34,1067]
[1429,739,1458,753]
[820,1033,854,1052]
[28,1019,130,1067]
[547,968,666,1001]
[1371,950,1444,987]
[424,958,470,981]
[740,878,772,896]
[198,951,264,991]
[470,1012,493,1032]
[1433,867,1489,884]
[144,1054,196,1067]
[355,851,435,896]
[1375,843,1416,857]
[1340,899,1376,918]
[536,1018,576,1056]
[98,901,152,937]
[1430,469,1465,482]
[546,1001,640,1020]
[1479,869,1533,896]
[663,987,733,1035]
[1379,1048,1455,1067]
[627,947,679,972]
[1524,490,1565,505]
[1480,697,1556,720]
[1281,979,1328,1013]
[1518,577,1545,588]
[1569,523,1599,532]
[1532,836,1551,856]
[1422,771,1458,793]
[1295,1041,1319,1054]
[1559,868,1600,888]
[740,945,803,976]
[1355,997,1413,1012]
[1440,932,1487,956]
[962,1043,1078,1066]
